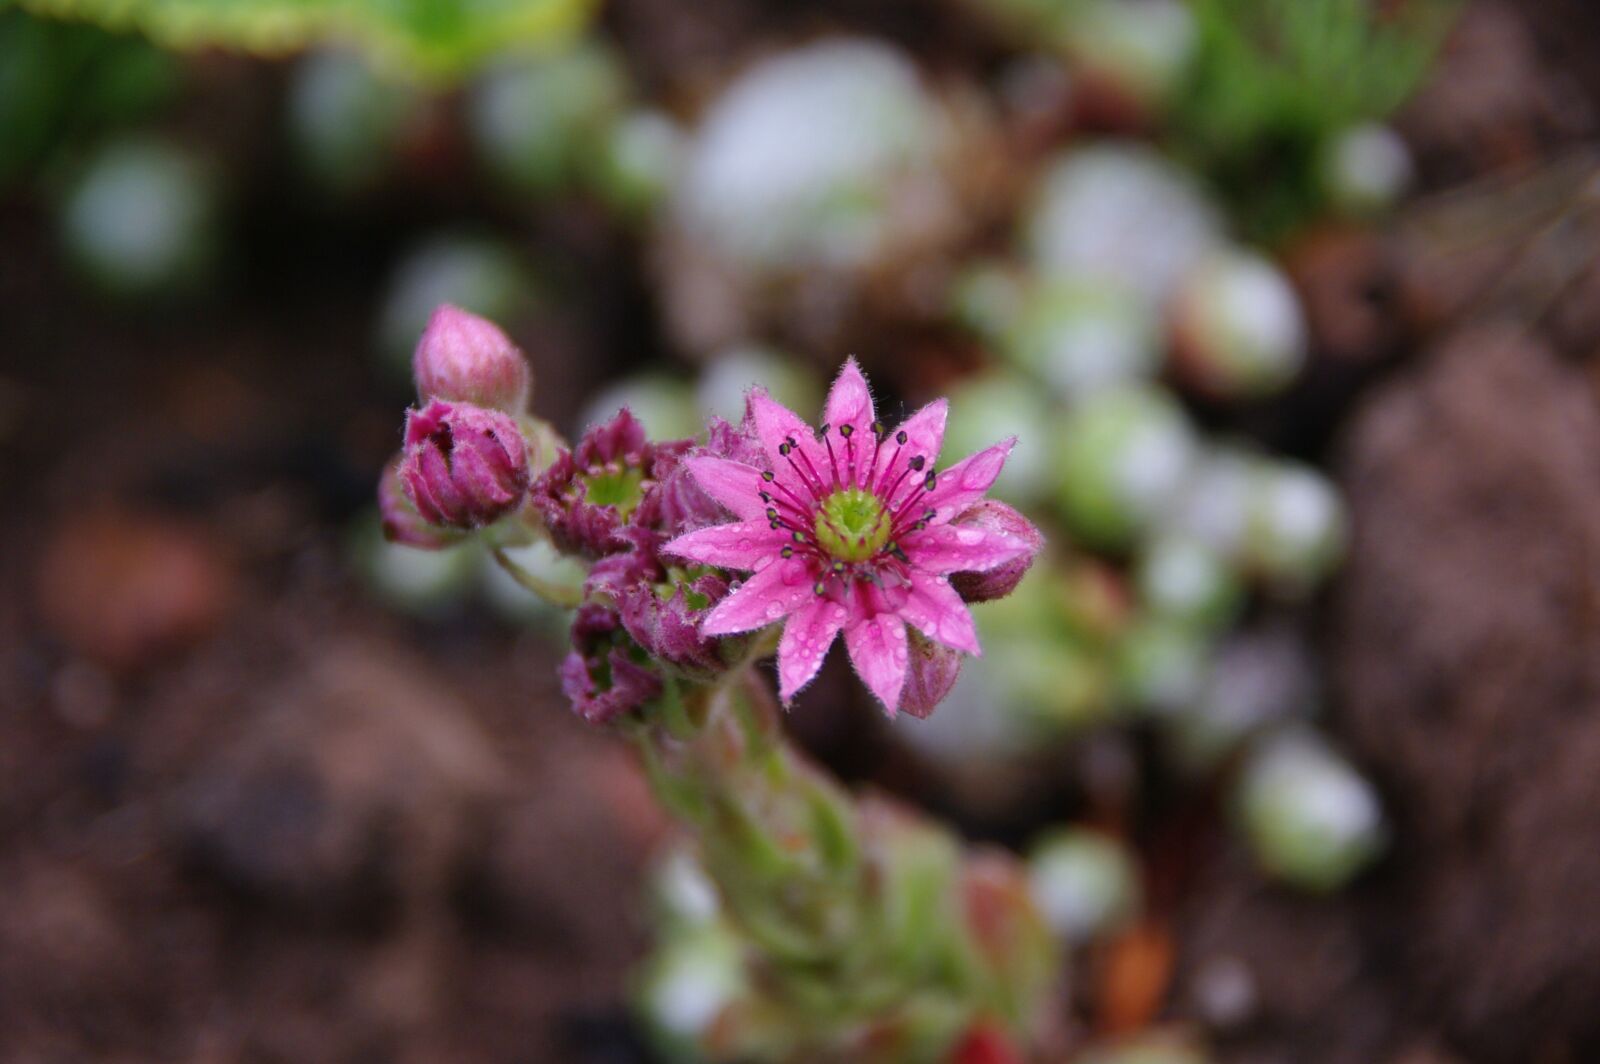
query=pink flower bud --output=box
[900,631,963,719]
[412,304,531,411]
[378,456,460,549]
[948,501,1045,604]
[399,399,530,529]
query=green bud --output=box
[1024,144,1222,307]
[1240,461,1346,595]
[1170,250,1307,400]
[1053,385,1198,550]
[1005,279,1160,401]
[1237,732,1385,892]
[1320,121,1413,218]
[470,40,628,194]
[288,49,419,193]
[61,137,216,297]
[1134,536,1242,632]
[1115,619,1209,716]
[1027,828,1141,943]
[944,370,1053,505]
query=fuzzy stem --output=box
[634,666,1060,1061]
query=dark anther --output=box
[780,546,794,559]
[924,472,936,491]
[908,455,926,471]
[872,421,885,438]
[814,582,827,595]
[896,430,908,445]
[759,491,771,502]
[792,531,806,544]
[762,470,775,482]
[838,424,854,438]
[770,520,782,530]
[923,508,936,521]
[778,442,791,456]
[766,507,779,521]
[831,560,845,573]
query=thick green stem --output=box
[635,666,1060,1062]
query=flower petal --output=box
[685,457,769,521]
[844,612,909,715]
[748,387,827,491]
[777,597,846,703]
[898,571,981,655]
[899,523,1031,575]
[872,398,947,493]
[664,521,789,571]
[824,358,875,438]
[701,555,814,636]
[924,437,1016,523]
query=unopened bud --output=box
[399,400,530,529]
[413,303,531,411]
[949,501,1045,604]
[377,456,459,549]
[899,631,964,718]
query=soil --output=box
[5,1,1600,1062]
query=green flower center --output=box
[814,487,892,563]
[584,465,645,521]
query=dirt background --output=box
[4,1,1600,1061]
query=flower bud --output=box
[413,303,531,411]
[949,501,1045,604]
[899,631,963,719]
[399,400,530,529]
[377,456,459,549]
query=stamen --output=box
[924,471,937,491]
[786,443,828,497]
[765,475,814,520]
[762,470,775,482]
[908,455,926,471]
[780,545,794,559]
[822,431,842,490]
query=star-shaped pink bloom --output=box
[663,359,1034,715]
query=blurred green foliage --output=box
[1172,0,1455,240]
[11,0,597,79]
[0,8,178,185]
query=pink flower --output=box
[413,304,530,412]
[398,399,530,529]
[663,359,1036,715]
